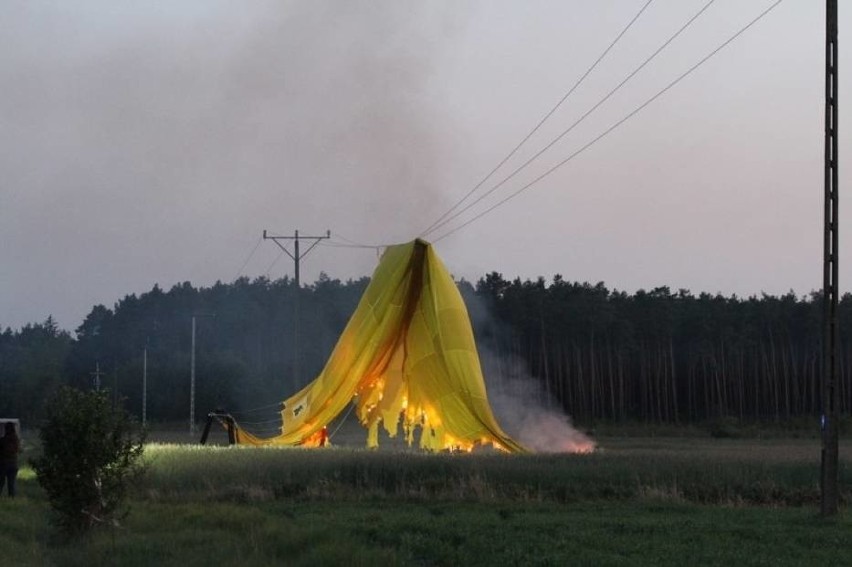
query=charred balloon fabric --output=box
[234,240,526,453]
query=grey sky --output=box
[0,1,845,332]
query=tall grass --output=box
[139,438,850,506]
[8,436,851,565]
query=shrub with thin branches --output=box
[32,387,145,535]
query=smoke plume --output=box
[482,349,595,454]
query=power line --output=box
[424,0,717,239]
[319,233,393,260]
[329,232,395,249]
[230,401,284,415]
[233,237,263,281]
[319,240,386,262]
[264,248,286,277]
[333,232,372,247]
[234,417,285,426]
[433,0,784,244]
[320,238,381,249]
[320,241,375,249]
[420,0,656,237]
[328,402,357,441]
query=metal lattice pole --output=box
[821,0,840,518]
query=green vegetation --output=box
[2,436,850,565]
[31,387,145,535]
[139,437,850,507]
[2,272,850,562]
[3,273,852,428]
[4,499,852,567]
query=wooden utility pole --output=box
[263,229,331,384]
[821,0,840,517]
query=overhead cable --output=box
[264,248,287,277]
[229,401,284,415]
[419,0,656,237]
[232,237,263,282]
[424,0,717,239]
[432,0,784,243]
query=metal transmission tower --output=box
[90,362,105,391]
[821,0,840,517]
[263,229,331,384]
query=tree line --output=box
[466,274,848,424]
[1,272,849,425]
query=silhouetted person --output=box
[0,422,20,497]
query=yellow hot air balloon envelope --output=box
[234,239,525,453]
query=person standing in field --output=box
[0,422,20,497]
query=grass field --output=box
[2,430,851,566]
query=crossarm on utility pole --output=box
[262,229,331,384]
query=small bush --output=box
[31,387,145,535]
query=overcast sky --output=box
[1,1,847,332]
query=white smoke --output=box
[482,348,595,454]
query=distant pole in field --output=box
[142,345,148,427]
[821,0,840,517]
[262,229,331,384]
[190,315,196,435]
[190,313,215,436]
[91,362,105,391]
